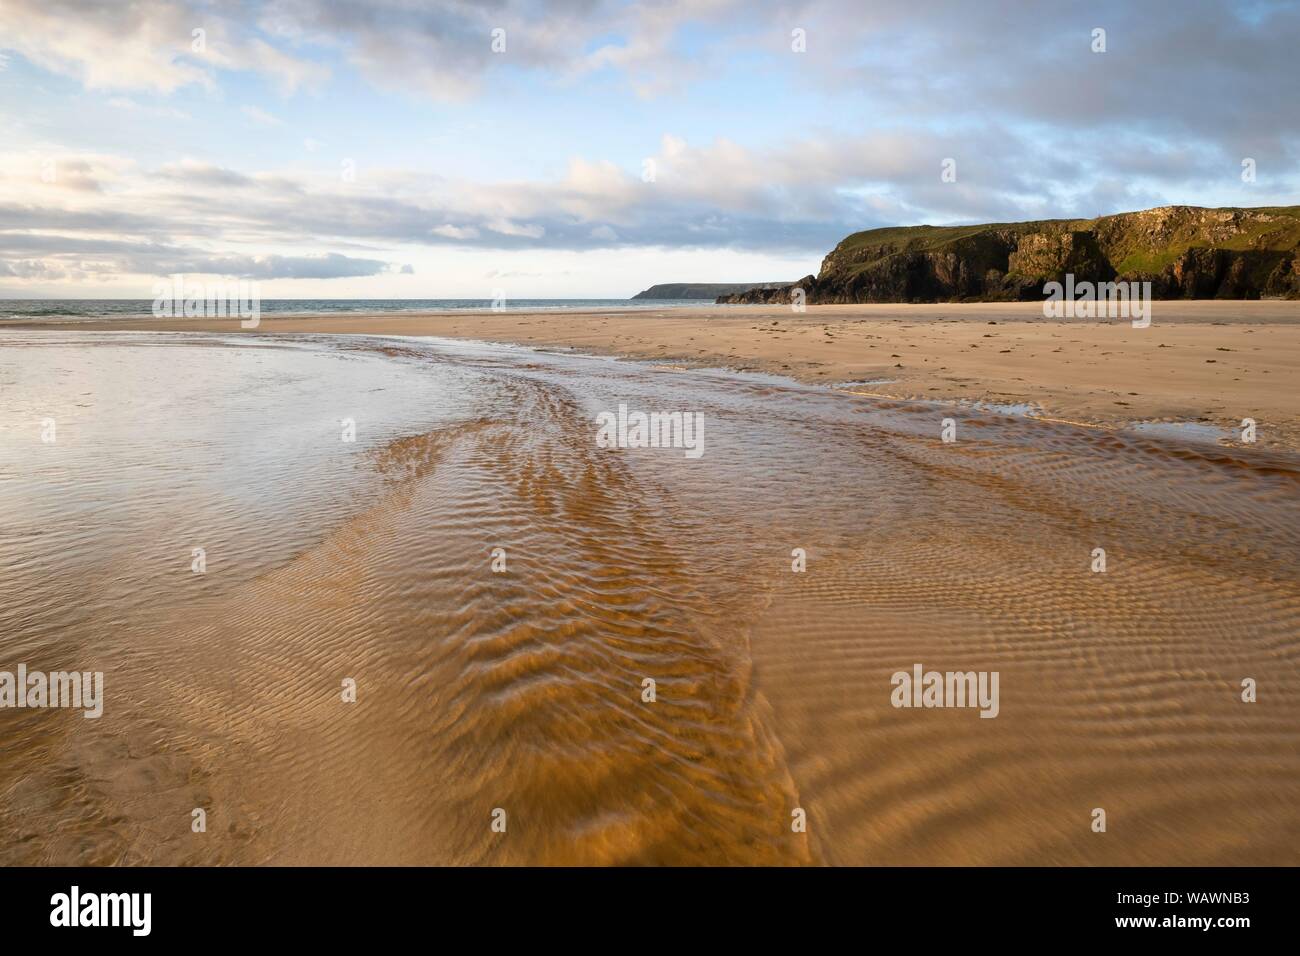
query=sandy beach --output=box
[43,299,1300,451]
[4,327,1297,866]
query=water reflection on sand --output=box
[1,331,1297,865]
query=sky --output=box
[0,0,1296,299]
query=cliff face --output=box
[717,206,1300,304]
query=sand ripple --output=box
[1,332,1296,864]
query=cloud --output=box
[154,159,257,187]
[189,252,397,279]
[0,0,1295,142]
[779,0,1300,157]
[106,96,191,120]
[0,152,136,194]
[485,219,546,239]
[241,105,282,127]
[0,203,405,280]
[0,0,325,93]
[431,224,480,240]
[0,249,401,281]
[2,113,1296,290]
[0,259,63,278]
[1,0,1296,290]
[0,0,807,103]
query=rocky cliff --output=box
[717,206,1300,304]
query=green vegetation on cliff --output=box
[718,206,1300,304]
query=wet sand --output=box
[1,328,1298,865]
[41,299,1300,450]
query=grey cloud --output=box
[0,0,326,93]
[206,252,397,279]
[135,251,400,279]
[4,0,1298,150]
[0,0,841,105]
[794,0,1300,159]
[154,162,258,188]
[0,232,189,257]
[5,114,1294,281]
[1,0,1296,282]
[0,230,401,278]
[0,203,171,234]
[0,259,64,278]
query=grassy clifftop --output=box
[719,206,1300,303]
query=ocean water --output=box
[0,298,721,322]
[1,329,1298,864]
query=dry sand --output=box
[23,299,1300,449]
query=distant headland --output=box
[631,282,792,300]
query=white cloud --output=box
[241,105,282,127]
[0,0,325,94]
[485,219,546,239]
[431,225,480,240]
[106,96,191,120]
[0,0,739,102]
[4,120,1276,295]
[1,0,1296,294]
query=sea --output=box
[0,298,719,322]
